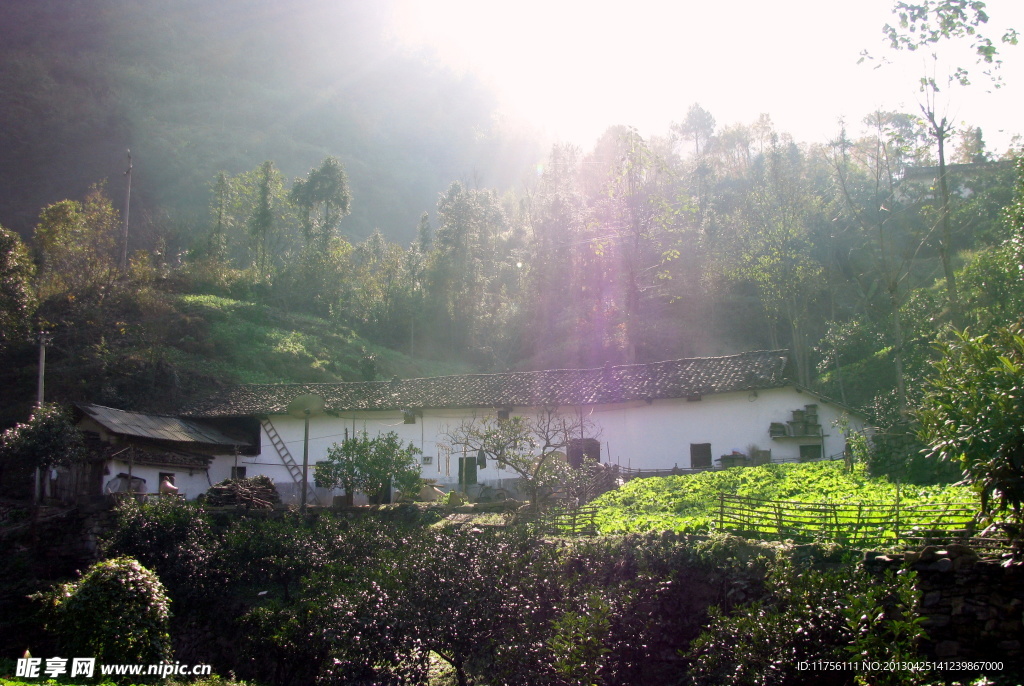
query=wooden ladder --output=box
[260,417,321,506]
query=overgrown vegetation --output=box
[22,499,838,685]
[917,322,1024,537]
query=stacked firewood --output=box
[204,475,281,509]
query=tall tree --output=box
[0,225,35,347]
[738,134,825,385]
[429,181,511,357]
[248,161,281,281]
[290,156,351,249]
[829,112,931,412]
[878,0,1020,322]
[33,185,120,297]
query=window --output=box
[158,472,175,486]
[231,466,247,480]
[567,438,601,469]
[690,443,712,469]
[799,444,822,462]
[403,409,416,424]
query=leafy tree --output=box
[248,160,282,281]
[736,133,825,385]
[33,186,120,297]
[290,156,351,249]
[273,234,354,317]
[0,404,85,498]
[315,430,421,503]
[348,230,417,347]
[524,144,588,364]
[445,408,597,511]
[36,556,172,665]
[917,322,1024,535]
[881,0,1018,78]
[429,180,510,354]
[0,224,35,346]
[829,111,932,413]
[877,1,1020,322]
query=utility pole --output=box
[120,149,132,273]
[36,331,52,408]
[34,331,52,505]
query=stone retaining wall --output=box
[865,545,1023,663]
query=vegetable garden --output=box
[588,461,980,546]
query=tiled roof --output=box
[78,403,251,446]
[183,350,790,418]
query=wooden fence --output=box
[541,505,600,537]
[716,494,979,545]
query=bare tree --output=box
[444,407,598,511]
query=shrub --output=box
[688,560,865,686]
[36,557,171,666]
[102,498,220,611]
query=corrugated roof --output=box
[183,350,790,418]
[78,404,250,446]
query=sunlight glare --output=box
[393,0,1024,150]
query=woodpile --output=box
[204,475,281,509]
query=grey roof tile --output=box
[183,350,790,418]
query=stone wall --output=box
[864,545,1023,663]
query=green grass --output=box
[171,294,474,384]
[590,461,977,544]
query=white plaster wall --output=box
[588,387,862,470]
[105,460,214,500]
[243,386,865,496]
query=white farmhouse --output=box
[179,350,866,504]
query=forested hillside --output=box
[1,0,1022,482]
[0,0,541,242]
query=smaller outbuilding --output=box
[65,403,258,502]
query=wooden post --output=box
[121,150,132,273]
[895,480,901,543]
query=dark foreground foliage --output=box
[17,499,1008,686]
[92,500,790,685]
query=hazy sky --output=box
[392,0,1023,152]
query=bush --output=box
[688,560,865,686]
[102,498,221,611]
[36,557,171,666]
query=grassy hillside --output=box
[590,461,976,539]
[170,294,471,385]
[1,287,473,424]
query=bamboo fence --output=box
[716,493,979,545]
